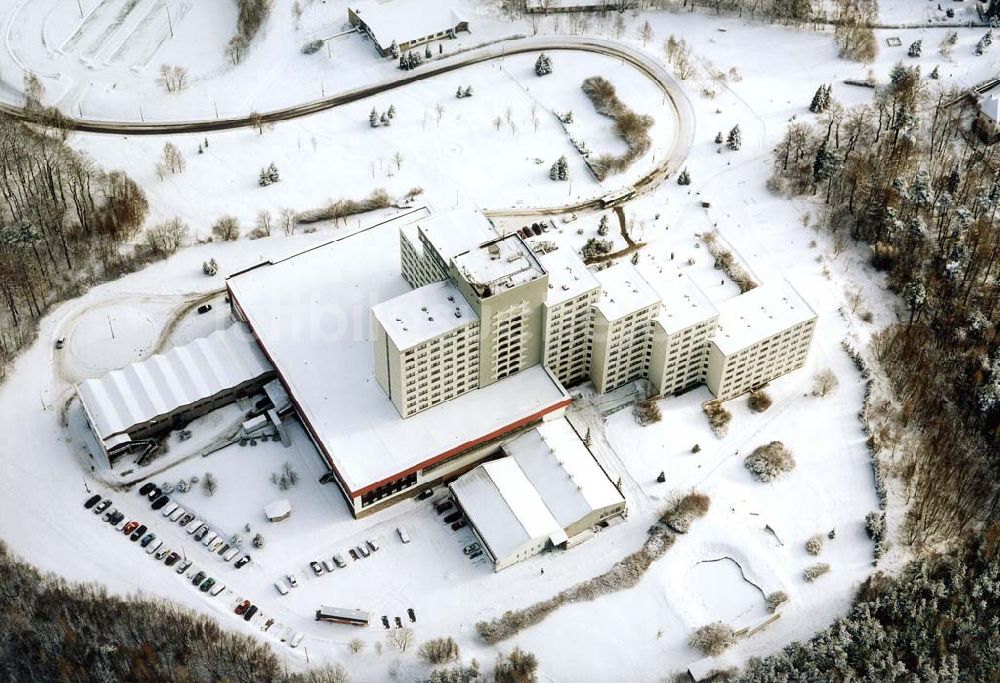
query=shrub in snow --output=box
[805,534,825,556]
[580,238,613,261]
[865,510,886,542]
[803,563,831,582]
[748,389,772,413]
[301,39,323,54]
[428,661,481,683]
[677,168,691,186]
[633,398,662,426]
[399,51,422,70]
[252,532,265,548]
[348,638,365,654]
[812,368,839,397]
[744,441,796,482]
[689,622,736,656]
[659,491,711,534]
[703,400,732,437]
[175,479,190,493]
[907,40,922,58]
[534,53,552,77]
[201,472,217,496]
[259,162,280,187]
[727,124,742,150]
[766,591,789,613]
[549,156,569,181]
[211,215,240,241]
[714,131,723,144]
[494,647,538,683]
[691,443,701,453]
[160,481,174,494]
[597,214,610,236]
[808,84,832,113]
[369,108,379,127]
[419,637,460,665]
[202,258,218,276]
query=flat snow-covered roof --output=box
[77,323,273,441]
[593,261,661,320]
[417,207,498,264]
[504,418,624,528]
[351,1,467,50]
[451,457,564,561]
[227,214,569,495]
[637,261,719,335]
[537,247,600,306]
[372,280,477,350]
[453,234,546,297]
[712,281,816,355]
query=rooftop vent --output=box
[454,310,462,318]
[488,243,501,260]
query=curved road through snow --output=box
[1,35,695,214]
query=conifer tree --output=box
[727,124,742,151]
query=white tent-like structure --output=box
[450,418,625,571]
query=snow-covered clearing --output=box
[0,0,966,679]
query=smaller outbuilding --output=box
[348,1,470,57]
[450,417,625,571]
[265,499,292,523]
[975,94,1000,144]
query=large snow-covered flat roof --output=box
[350,1,467,50]
[453,234,546,297]
[77,322,273,442]
[451,457,564,562]
[372,280,477,351]
[593,261,661,320]
[638,261,719,335]
[712,281,816,355]
[227,214,569,495]
[417,207,498,264]
[537,247,600,306]
[503,418,624,528]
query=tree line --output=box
[0,116,152,379]
[770,65,1000,546]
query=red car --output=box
[451,520,467,531]
[235,599,251,616]
[123,521,139,535]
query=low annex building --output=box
[77,323,274,468]
[348,2,470,57]
[450,418,626,571]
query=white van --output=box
[322,558,335,573]
[186,520,203,535]
[290,632,305,648]
[222,547,240,562]
[201,531,218,547]
[397,526,411,543]
[274,580,289,596]
[161,502,178,517]
[209,582,226,596]
[145,540,162,555]
[169,507,186,522]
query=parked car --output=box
[200,578,215,593]
[84,494,102,509]
[443,512,462,524]
[274,580,289,596]
[94,499,111,514]
[222,547,240,562]
[217,543,231,556]
[381,615,390,629]
[151,495,170,511]
[209,582,226,596]
[356,544,370,558]
[407,608,416,623]
[165,552,180,566]
[243,605,258,622]
[123,521,139,535]
[191,571,206,586]
[397,526,411,544]
[111,511,125,525]
[289,632,305,648]
[176,560,192,574]
[463,542,480,555]
[201,532,218,547]
[309,561,323,575]
[168,507,185,522]
[366,538,380,552]
[114,517,129,532]
[102,507,118,522]
[234,555,251,569]
[160,502,178,517]
[394,616,403,628]
[186,520,203,535]
[130,525,147,541]
[193,526,208,541]
[55,337,65,349]
[145,539,162,555]
[286,574,299,588]
[451,520,468,531]
[235,599,251,615]
[333,553,347,568]
[469,550,482,559]
[155,546,170,560]
[146,487,162,501]
[138,483,155,497]
[348,548,359,561]
[417,488,434,500]
[435,501,454,515]
[209,539,225,553]
[178,513,194,526]
[197,304,212,314]
[140,533,156,547]
[322,558,335,573]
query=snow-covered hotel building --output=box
[78,207,813,533]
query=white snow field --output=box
[0,0,965,679]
